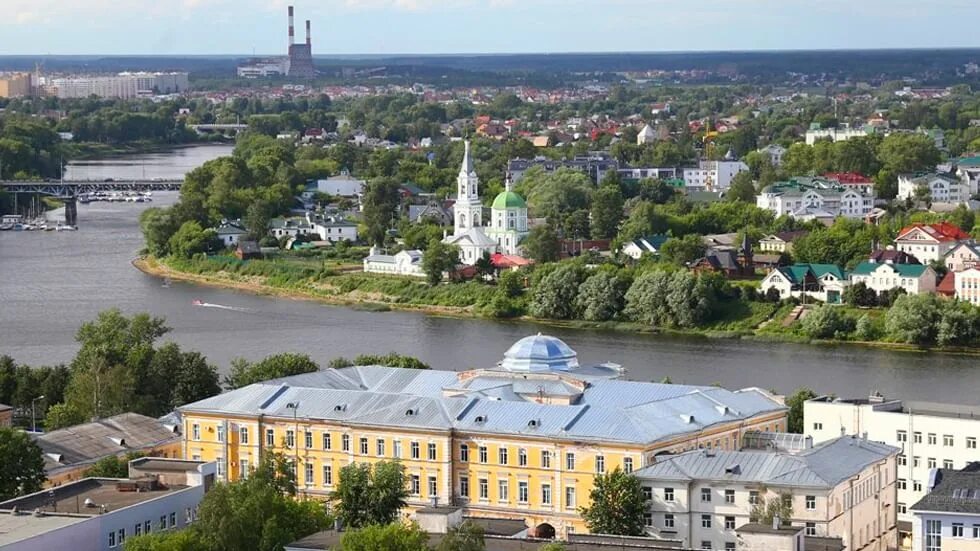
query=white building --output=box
[758,144,787,167]
[637,124,657,145]
[46,73,189,99]
[756,178,875,221]
[909,465,980,551]
[805,395,980,549]
[944,243,980,272]
[621,235,669,260]
[214,219,248,247]
[313,170,367,198]
[0,458,215,551]
[683,161,749,192]
[362,248,425,277]
[848,262,937,296]
[805,125,877,145]
[955,156,980,197]
[953,267,980,305]
[894,223,973,264]
[237,58,289,78]
[634,434,898,551]
[897,174,971,205]
[484,178,529,256]
[311,215,358,243]
[760,264,849,303]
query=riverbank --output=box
[134,256,980,356]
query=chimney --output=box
[772,515,780,530]
[288,6,295,46]
[306,20,311,46]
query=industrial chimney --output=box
[306,20,311,47]
[288,6,295,46]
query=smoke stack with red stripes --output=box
[285,6,315,78]
[306,20,311,46]
[288,6,295,46]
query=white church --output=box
[444,141,529,265]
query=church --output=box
[443,141,529,265]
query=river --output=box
[0,145,975,404]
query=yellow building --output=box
[0,73,32,98]
[180,335,787,538]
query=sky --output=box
[0,0,978,56]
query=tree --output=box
[225,353,320,389]
[726,171,757,203]
[351,353,430,370]
[538,544,567,551]
[361,177,401,246]
[139,207,180,257]
[854,314,879,341]
[937,302,980,347]
[665,270,715,328]
[124,529,202,551]
[590,186,624,239]
[332,461,408,529]
[521,168,592,223]
[340,522,429,551]
[434,520,485,551]
[660,234,707,266]
[579,467,648,536]
[576,271,627,322]
[422,239,460,286]
[843,282,877,307]
[522,224,561,264]
[529,263,586,320]
[751,494,794,525]
[624,270,673,326]
[167,221,218,259]
[44,402,86,430]
[784,388,817,434]
[0,427,45,500]
[195,453,329,551]
[800,305,853,340]
[884,294,943,345]
[474,252,495,280]
[85,452,147,478]
[149,344,220,410]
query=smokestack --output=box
[306,20,311,46]
[288,6,295,46]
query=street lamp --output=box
[31,395,45,433]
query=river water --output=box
[0,145,975,404]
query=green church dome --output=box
[492,190,526,210]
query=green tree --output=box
[538,544,567,551]
[800,305,854,339]
[576,271,627,322]
[854,314,879,341]
[0,427,45,500]
[85,452,147,478]
[332,461,409,529]
[843,282,877,307]
[167,221,218,259]
[225,353,320,389]
[529,263,586,319]
[124,529,203,551]
[751,494,794,525]
[784,387,817,434]
[590,185,624,239]
[361,177,401,246]
[422,239,460,286]
[579,467,648,536]
[139,207,180,257]
[522,224,561,264]
[340,522,429,551]
[665,270,715,328]
[884,294,943,346]
[434,520,485,551]
[521,168,592,223]
[624,270,674,326]
[660,234,707,266]
[149,344,221,410]
[875,134,942,199]
[351,353,430,370]
[937,302,980,347]
[726,171,757,203]
[44,402,86,430]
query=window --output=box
[478,478,488,500]
[928,433,937,445]
[359,437,368,455]
[542,483,552,505]
[973,525,980,538]
[376,439,385,457]
[914,457,921,467]
[806,523,816,536]
[702,514,712,528]
[305,431,313,449]
[664,487,675,502]
[239,426,248,444]
[896,430,907,442]
[411,475,421,496]
[725,543,736,551]
[725,516,736,530]
[664,514,675,529]
[460,444,469,462]
[701,542,712,550]
[192,424,200,441]
[813,422,823,430]
[926,519,942,551]
[806,495,816,510]
[944,435,954,447]
[428,443,437,461]
[479,446,487,463]
[499,447,508,465]
[286,429,295,448]
[498,479,509,501]
[898,479,907,490]
[304,463,314,485]
[323,465,332,486]
[914,432,922,444]
[341,434,350,452]
[944,459,954,469]
[725,489,735,504]
[641,486,652,500]
[898,455,907,466]
[644,513,653,527]
[928,457,936,469]
[749,490,759,504]
[624,457,634,473]
[565,487,576,509]
[215,424,224,442]
[169,512,176,528]
[428,476,437,497]
[144,521,151,534]
[159,516,167,530]
[322,432,331,450]
[566,452,576,471]
[596,455,605,473]
[968,437,977,449]
[518,481,529,503]
[701,488,712,502]
[541,451,551,468]
[393,440,402,459]
[460,476,469,498]
[897,502,906,514]
[519,448,527,466]
[216,457,225,478]
[914,480,923,492]
[953,524,964,538]
[109,531,117,548]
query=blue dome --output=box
[499,334,579,372]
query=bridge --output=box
[189,123,248,134]
[0,179,184,225]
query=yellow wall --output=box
[182,410,785,536]
[0,74,31,98]
[0,408,12,427]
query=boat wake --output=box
[191,300,250,313]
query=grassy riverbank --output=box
[135,255,980,356]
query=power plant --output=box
[236,5,315,79]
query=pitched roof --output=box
[777,263,846,283]
[850,261,929,278]
[937,271,957,295]
[896,222,971,243]
[634,436,897,489]
[445,227,498,247]
[911,464,980,514]
[763,231,808,243]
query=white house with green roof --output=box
[955,155,980,197]
[760,263,849,303]
[484,177,529,256]
[849,262,937,296]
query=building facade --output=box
[45,73,188,99]
[756,178,875,221]
[893,224,973,264]
[848,262,937,297]
[0,72,32,98]
[944,243,980,273]
[363,248,426,277]
[760,264,848,303]
[897,174,971,205]
[910,465,980,551]
[953,267,980,305]
[684,161,749,192]
[179,335,787,537]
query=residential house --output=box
[0,458,216,551]
[683,161,749,192]
[35,413,183,487]
[894,223,972,264]
[756,178,875,222]
[268,216,316,240]
[909,464,980,551]
[362,248,425,278]
[805,394,980,548]
[617,167,678,183]
[953,267,980,305]
[689,248,753,278]
[759,231,808,254]
[937,272,957,298]
[944,243,980,272]
[759,144,787,167]
[214,219,247,247]
[635,434,898,551]
[804,124,878,145]
[0,404,11,427]
[408,201,453,226]
[235,241,262,260]
[310,214,358,243]
[622,235,669,260]
[849,262,936,297]
[897,174,970,205]
[178,334,787,537]
[760,264,849,303]
[870,249,920,266]
[954,155,980,197]
[637,124,657,145]
[824,172,875,195]
[313,170,367,198]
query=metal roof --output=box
[910,464,980,514]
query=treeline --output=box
[0,117,64,179]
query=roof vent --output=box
[84,498,96,508]
[45,453,64,463]
[334,404,347,412]
[681,414,695,424]
[725,464,741,475]
[528,419,540,428]
[405,409,415,416]
[474,415,486,424]
[108,437,126,447]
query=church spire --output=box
[505,173,513,192]
[460,140,475,176]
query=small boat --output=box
[12,224,24,231]
[0,224,12,231]
[56,224,77,232]
[161,278,171,288]
[192,299,204,306]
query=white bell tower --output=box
[454,140,483,234]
